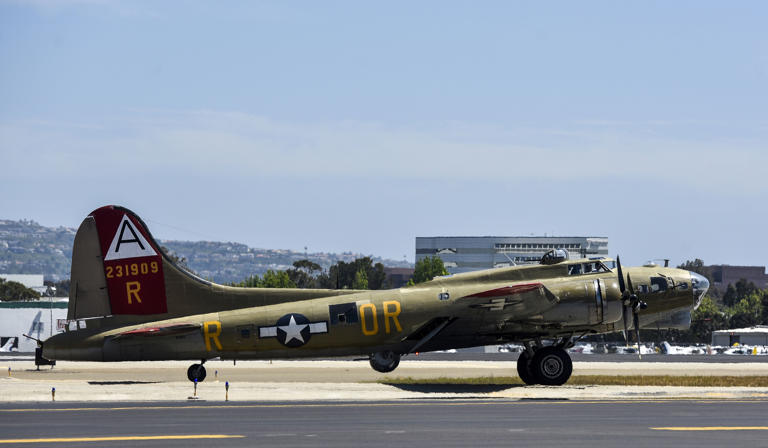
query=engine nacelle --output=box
[539,300,622,326]
[538,279,622,325]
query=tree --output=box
[353,268,369,290]
[729,292,763,329]
[412,256,448,284]
[260,270,296,288]
[723,278,758,307]
[320,257,387,290]
[233,270,296,288]
[287,259,323,289]
[761,290,768,325]
[0,278,41,301]
[688,296,728,342]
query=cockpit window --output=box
[650,277,667,292]
[568,262,610,275]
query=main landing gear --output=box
[369,351,401,373]
[187,360,207,382]
[517,341,573,386]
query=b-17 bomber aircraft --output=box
[38,206,709,385]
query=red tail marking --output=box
[90,206,168,315]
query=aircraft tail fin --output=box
[68,205,179,320]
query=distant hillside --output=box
[0,219,412,283]
[0,219,74,281]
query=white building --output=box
[416,236,609,274]
[712,326,768,346]
[0,300,68,352]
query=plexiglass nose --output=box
[690,272,709,308]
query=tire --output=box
[531,347,572,386]
[516,351,538,385]
[187,364,207,382]
[369,351,400,373]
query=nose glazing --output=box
[690,272,710,309]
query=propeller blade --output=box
[633,309,642,359]
[616,255,626,293]
[622,304,630,346]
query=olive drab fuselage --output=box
[45,258,701,363]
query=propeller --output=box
[616,256,648,359]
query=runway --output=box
[2,358,768,446]
[2,399,768,447]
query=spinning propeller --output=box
[616,256,648,358]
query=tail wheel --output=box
[516,351,538,385]
[369,351,401,373]
[187,363,207,382]
[531,347,572,386]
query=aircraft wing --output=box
[458,282,558,318]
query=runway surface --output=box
[2,399,768,447]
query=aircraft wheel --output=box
[187,364,207,383]
[516,351,538,385]
[531,347,572,386]
[369,351,400,373]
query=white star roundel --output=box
[259,313,328,348]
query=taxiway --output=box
[2,399,768,447]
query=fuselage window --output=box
[650,277,667,293]
[568,264,582,275]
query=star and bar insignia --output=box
[258,313,328,348]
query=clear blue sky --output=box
[1,1,766,267]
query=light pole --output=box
[46,286,56,337]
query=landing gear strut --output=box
[517,342,573,386]
[187,360,207,382]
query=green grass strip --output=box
[375,375,768,387]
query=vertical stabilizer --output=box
[68,205,169,319]
[68,216,111,319]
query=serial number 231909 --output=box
[105,261,159,279]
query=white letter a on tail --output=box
[104,215,157,261]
